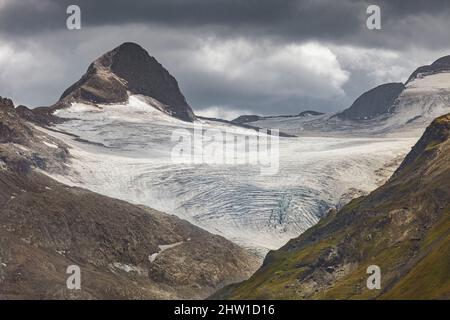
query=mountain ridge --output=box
[232,110,324,124]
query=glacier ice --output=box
[41,95,419,256]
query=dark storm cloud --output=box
[0,0,449,117]
[1,0,449,49]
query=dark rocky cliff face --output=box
[59,42,195,122]
[337,83,405,120]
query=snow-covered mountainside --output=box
[41,95,415,255]
[382,71,450,132]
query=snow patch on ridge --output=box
[149,241,185,263]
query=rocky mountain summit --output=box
[57,42,195,122]
[407,55,450,84]
[216,113,450,299]
[0,97,258,299]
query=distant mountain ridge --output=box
[232,110,324,124]
[336,56,450,122]
[232,54,450,137]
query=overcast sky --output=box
[0,0,449,119]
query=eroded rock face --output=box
[0,97,69,173]
[59,42,195,122]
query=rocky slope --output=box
[0,97,258,299]
[54,42,195,122]
[336,83,405,120]
[215,114,450,299]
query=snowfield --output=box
[40,95,419,256]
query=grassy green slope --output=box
[217,114,450,300]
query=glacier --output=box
[38,95,419,256]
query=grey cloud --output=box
[0,0,449,116]
[1,0,450,49]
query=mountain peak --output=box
[337,82,405,120]
[0,96,14,110]
[59,42,195,122]
[96,42,155,68]
[115,41,146,52]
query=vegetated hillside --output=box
[0,97,258,299]
[216,114,450,300]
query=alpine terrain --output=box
[1,42,449,300]
[19,43,431,255]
